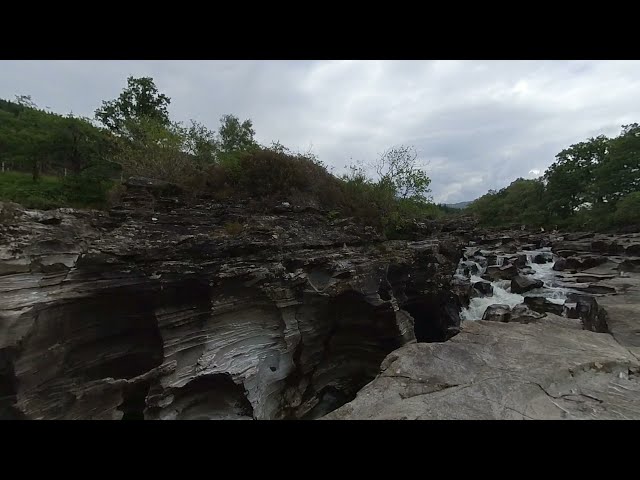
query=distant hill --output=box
[445,201,472,209]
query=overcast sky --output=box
[1,60,638,203]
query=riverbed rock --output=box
[482,304,512,322]
[511,275,544,294]
[324,320,640,420]
[485,263,518,281]
[533,253,552,264]
[472,281,493,298]
[510,304,546,324]
[553,258,568,271]
[523,296,564,316]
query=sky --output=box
[1,60,639,203]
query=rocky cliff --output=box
[0,178,465,420]
[327,230,640,419]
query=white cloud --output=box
[1,60,638,203]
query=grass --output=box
[0,171,113,210]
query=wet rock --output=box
[511,275,543,294]
[520,266,536,275]
[485,263,518,281]
[472,281,493,298]
[553,258,567,271]
[533,253,552,264]
[482,304,512,323]
[524,296,564,316]
[508,254,528,268]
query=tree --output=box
[592,124,640,205]
[218,114,257,153]
[185,120,219,165]
[614,191,640,226]
[544,135,610,219]
[95,76,171,135]
[374,146,431,202]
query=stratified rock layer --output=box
[0,181,463,420]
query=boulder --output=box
[472,281,493,298]
[552,258,567,271]
[533,253,552,264]
[485,263,518,281]
[524,296,564,316]
[511,275,544,294]
[482,304,512,322]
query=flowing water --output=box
[459,247,578,321]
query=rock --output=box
[626,244,640,256]
[472,281,493,297]
[619,259,640,273]
[511,275,543,294]
[533,253,552,264]
[459,260,480,276]
[568,284,617,295]
[519,266,536,275]
[552,258,567,271]
[537,312,583,331]
[0,187,465,420]
[482,304,512,322]
[510,304,545,324]
[324,321,640,420]
[505,254,528,268]
[524,296,564,316]
[566,294,608,333]
[485,263,518,281]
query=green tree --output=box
[614,191,640,226]
[95,76,171,136]
[374,146,432,203]
[185,120,219,165]
[218,114,257,153]
[544,135,610,219]
[592,124,640,205]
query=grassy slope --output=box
[0,171,112,210]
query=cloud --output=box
[1,60,638,203]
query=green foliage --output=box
[0,171,112,209]
[218,114,258,153]
[614,192,640,226]
[338,147,438,235]
[95,76,171,135]
[468,178,547,228]
[375,146,432,202]
[472,124,639,231]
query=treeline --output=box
[468,124,640,231]
[0,76,452,235]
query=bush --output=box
[614,192,640,226]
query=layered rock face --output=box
[328,229,640,420]
[0,180,463,420]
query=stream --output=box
[458,247,582,321]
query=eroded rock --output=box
[324,321,640,420]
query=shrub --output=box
[614,192,640,226]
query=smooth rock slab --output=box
[324,321,640,420]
